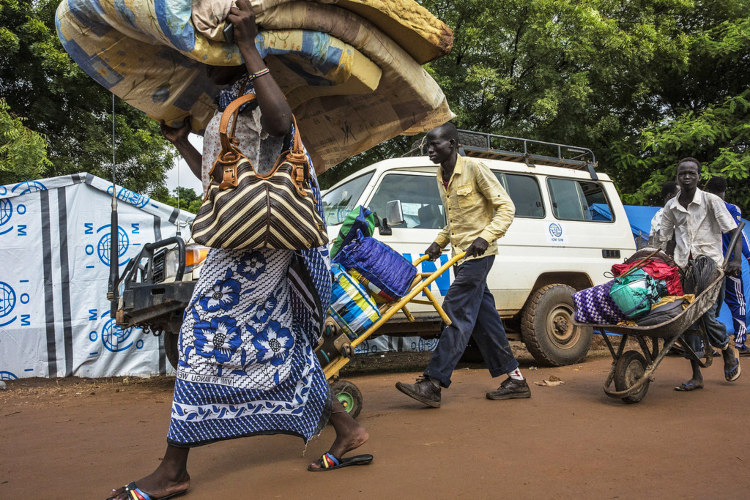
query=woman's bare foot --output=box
[108,446,190,499]
[309,401,369,470]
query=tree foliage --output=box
[322,0,750,213]
[151,186,203,214]
[0,0,176,193]
[0,99,51,185]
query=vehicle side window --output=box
[547,178,614,222]
[322,172,374,225]
[493,172,544,218]
[367,174,446,229]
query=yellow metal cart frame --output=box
[321,252,466,417]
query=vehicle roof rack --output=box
[404,130,599,180]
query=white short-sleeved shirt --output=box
[659,188,737,268]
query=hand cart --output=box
[316,252,467,417]
[573,226,743,404]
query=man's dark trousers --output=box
[424,255,519,388]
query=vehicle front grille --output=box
[152,250,166,283]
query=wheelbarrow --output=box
[573,225,744,404]
[316,251,467,417]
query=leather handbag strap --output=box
[219,93,257,152]
[217,92,311,185]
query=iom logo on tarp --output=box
[0,371,18,380]
[0,282,16,318]
[0,199,12,235]
[12,180,46,195]
[107,186,150,209]
[96,225,130,266]
[101,317,134,352]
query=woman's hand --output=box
[160,117,191,145]
[227,0,259,49]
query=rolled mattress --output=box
[55,0,454,171]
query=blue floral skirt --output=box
[167,248,331,447]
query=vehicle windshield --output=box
[322,172,374,225]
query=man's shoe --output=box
[736,344,750,357]
[486,377,531,400]
[395,376,441,408]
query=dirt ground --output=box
[2,345,750,500]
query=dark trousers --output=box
[424,256,519,388]
[685,281,729,358]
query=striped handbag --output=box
[191,93,329,250]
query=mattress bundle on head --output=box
[55,0,455,172]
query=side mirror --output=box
[386,200,404,226]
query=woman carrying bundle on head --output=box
[107,2,371,499]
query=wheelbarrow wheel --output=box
[331,380,363,419]
[614,350,650,404]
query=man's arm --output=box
[475,162,515,244]
[659,206,676,254]
[713,198,742,275]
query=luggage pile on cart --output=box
[315,206,462,417]
[572,226,744,404]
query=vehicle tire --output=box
[613,350,650,404]
[330,380,363,419]
[164,330,180,370]
[521,284,593,367]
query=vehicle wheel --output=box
[164,330,180,370]
[613,350,650,404]
[330,380,363,419]
[521,284,593,366]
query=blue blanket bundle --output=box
[332,230,416,303]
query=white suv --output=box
[321,131,636,366]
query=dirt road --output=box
[2,354,749,499]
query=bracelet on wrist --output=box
[247,68,270,82]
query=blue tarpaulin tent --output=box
[622,205,750,336]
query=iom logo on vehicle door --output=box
[547,222,567,244]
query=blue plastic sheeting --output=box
[622,205,750,337]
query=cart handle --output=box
[723,221,745,269]
[412,251,467,267]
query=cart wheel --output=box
[614,350,649,404]
[330,380,363,419]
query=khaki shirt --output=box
[659,188,737,268]
[434,155,515,261]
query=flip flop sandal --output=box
[108,482,187,500]
[308,452,373,472]
[725,358,741,382]
[675,382,703,391]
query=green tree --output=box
[0,99,51,185]
[0,0,176,193]
[324,0,750,212]
[151,186,203,214]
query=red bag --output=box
[612,259,683,296]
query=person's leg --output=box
[308,400,369,469]
[108,446,190,499]
[395,258,488,406]
[422,258,489,388]
[473,282,531,399]
[725,275,748,350]
[471,282,520,378]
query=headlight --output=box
[185,245,210,273]
[164,247,180,281]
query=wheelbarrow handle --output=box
[722,221,745,269]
